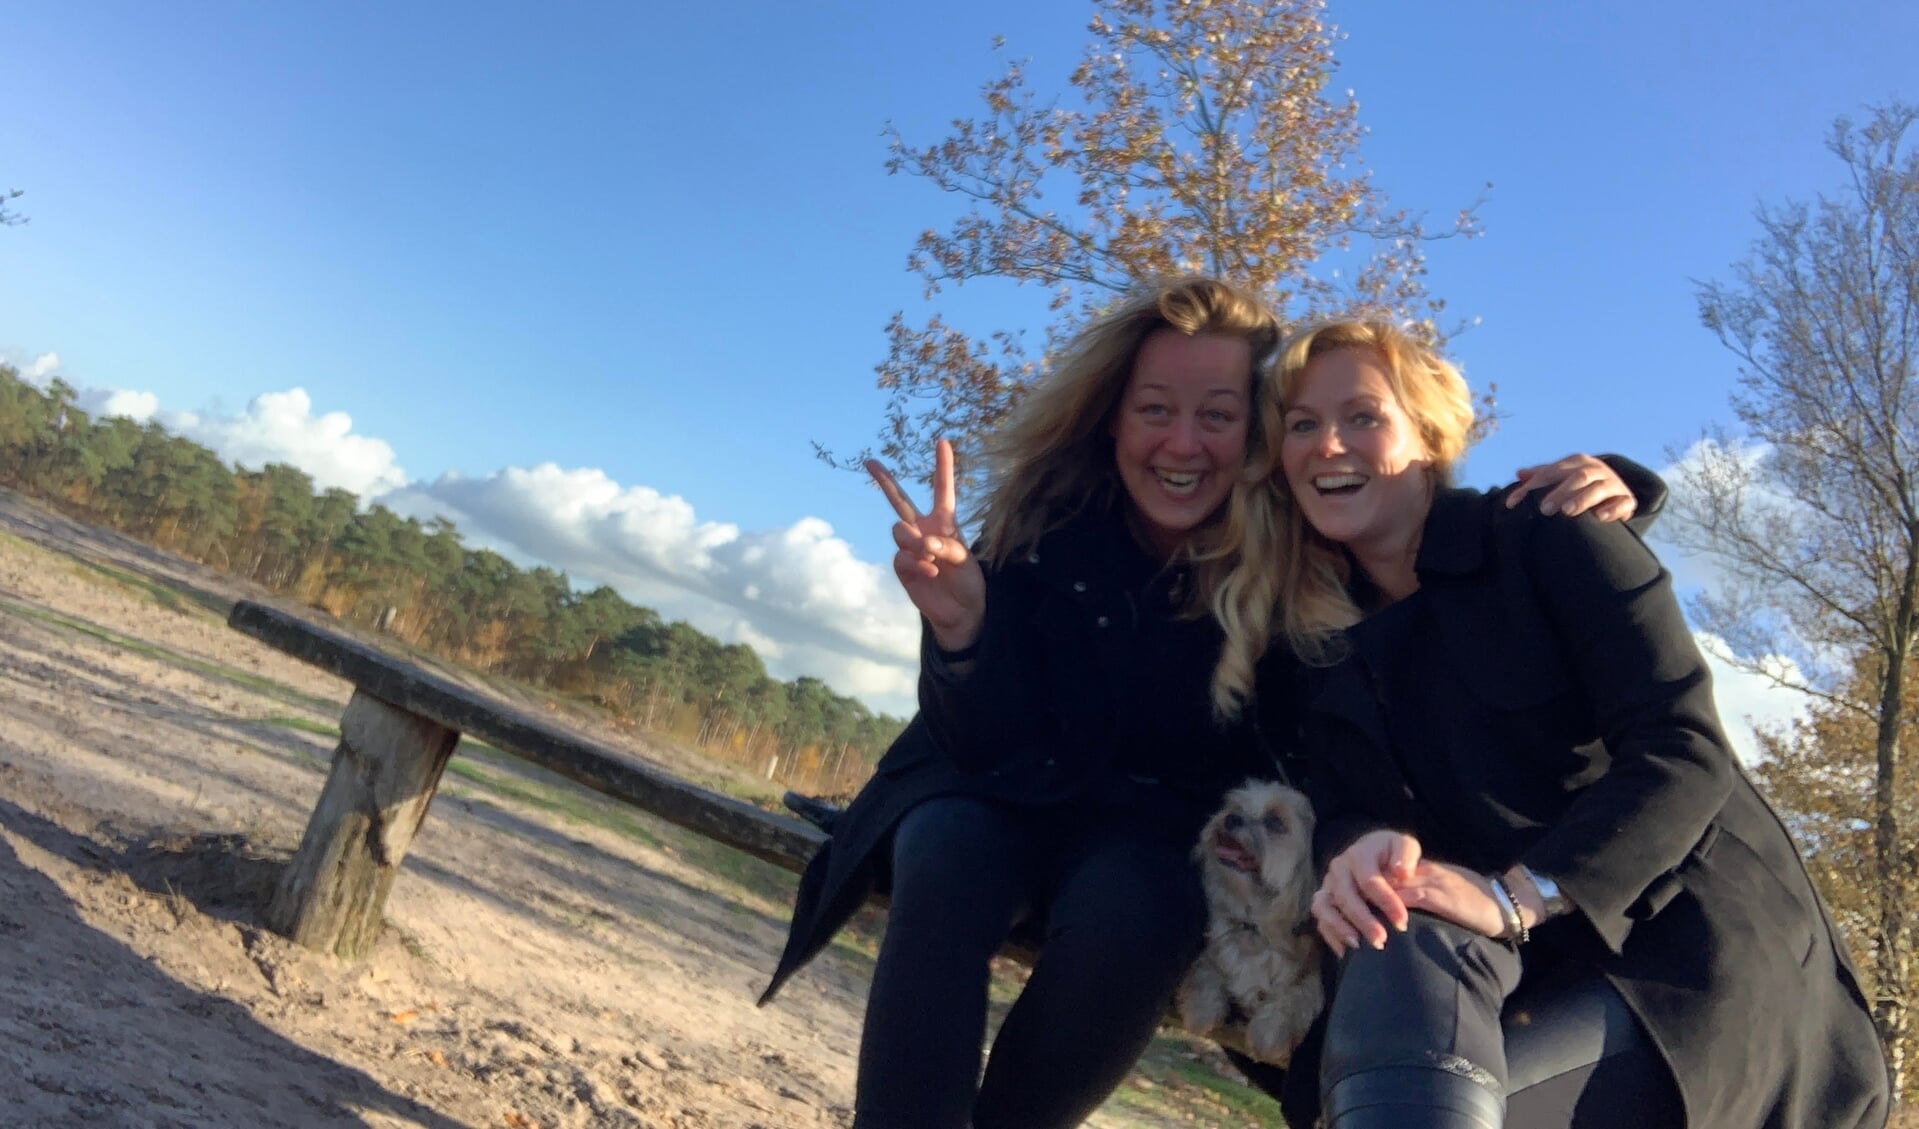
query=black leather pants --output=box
[1234,913,1684,1128]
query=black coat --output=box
[760,496,1289,1005]
[1299,487,1890,1129]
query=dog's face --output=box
[1196,781,1316,911]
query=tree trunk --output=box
[1871,555,1917,1098]
[266,690,460,959]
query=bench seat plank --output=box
[229,601,825,875]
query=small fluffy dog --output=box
[1179,780,1324,1066]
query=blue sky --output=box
[3,0,1913,748]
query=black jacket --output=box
[1299,488,1890,1129]
[759,495,1289,1004]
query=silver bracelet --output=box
[1488,874,1529,944]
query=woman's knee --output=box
[1320,912,1519,1084]
[885,797,1035,951]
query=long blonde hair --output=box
[1214,320,1478,687]
[971,277,1281,718]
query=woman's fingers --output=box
[1356,872,1409,934]
[1552,476,1637,520]
[1385,832,1421,881]
[1311,889,1358,956]
[932,439,958,521]
[865,459,922,525]
[1591,495,1635,523]
[1397,863,1505,938]
[1506,454,1612,515]
[1324,867,1390,950]
[892,521,971,569]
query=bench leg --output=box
[268,689,460,958]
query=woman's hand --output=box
[1506,454,1637,522]
[1313,829,1420,956]
[867,439,987,653]
[1394,860,1511,939]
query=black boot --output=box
[782,790,844,835]
[1323,1063,1504,1129]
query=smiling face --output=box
[1110,328,1254,557]
[1280,344,1435,564]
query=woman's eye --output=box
[1138,403,1170,417]
[1203,409,1235,424]
[1286,418,1315,435]
[1351,412,1380,428]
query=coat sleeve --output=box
[1595,453,1668,539]
[1306,767,1391,876]
[1512,506,1736,954]
[916,557,1046,773]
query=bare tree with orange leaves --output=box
[842,0,1481,483]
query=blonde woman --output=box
[1248,320,1889,1128]
[761,282,1646,1129]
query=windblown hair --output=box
[971,277,1281,718]
[1214,320,1477,679]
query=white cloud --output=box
[7,351,405,499]
[1693,631,1809,765]
[382,463,924,716]
[8,349,919,713]
[158,389,406,497]
[87,388,161,421]
[1646,443,1819,763]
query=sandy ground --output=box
[0,491,1265,1129]
[0,494,876,1128]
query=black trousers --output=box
[1274,913,1686,1127]
[853,788,1208,1129]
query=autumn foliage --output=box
[851,0,1481,483]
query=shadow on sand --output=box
[0,796,473,1129]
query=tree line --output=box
[0,368,904,795]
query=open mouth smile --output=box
[1154,469,1204,498]
[1312,472,1368,497]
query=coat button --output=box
[1072,581,1087,592]
[1028,552,1041,564]
[1096,616,1110,628]
[1044,757,1059,768]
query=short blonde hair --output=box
[1215,320,1478,676]
[1272,320,1475,482]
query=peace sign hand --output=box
[867,439,986,654]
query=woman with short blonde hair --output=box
[1260,320,1889,1128]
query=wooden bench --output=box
[228,599,1259,1059]
[226,599,827,959]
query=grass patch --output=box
[443,755,668,852]
[0,596,339,714]
[63,556,211,616]
[253,714,340,738]
[1103,1033,1287,1127]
